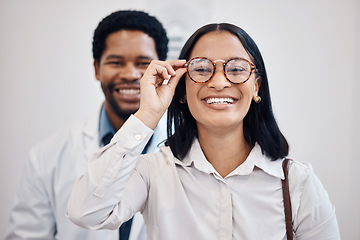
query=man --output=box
[5,10,168,240]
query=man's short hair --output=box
[93,10,168,62]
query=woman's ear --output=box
[254,77,261,96]
[252,77,262,103]
[93,60,100,80]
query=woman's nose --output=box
[207,67,231,90]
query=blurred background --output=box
[0,0,359,239]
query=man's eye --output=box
[136,61,151,68]
[107,61,124,66]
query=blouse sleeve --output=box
[291,162,341,240]
[66,115,153,230]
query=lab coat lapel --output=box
[82,107,101,161]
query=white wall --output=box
[1,0,359,239]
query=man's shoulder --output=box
[30,112,99,160]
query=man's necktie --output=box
[119,218,133,239]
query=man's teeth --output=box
[205,97,235,104]
[117,89,140,95]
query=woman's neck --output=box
[197,124,252,178]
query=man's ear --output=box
[93,60,100,80]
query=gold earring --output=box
[254,95,261,103]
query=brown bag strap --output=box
[282,158,293,239]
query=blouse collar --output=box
[175,139,285,180]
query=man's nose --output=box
[120,63,142,81]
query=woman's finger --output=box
[159,60,185,80]
[143,60,186,85]
[166,67,187,90]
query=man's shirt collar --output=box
[99,104,116,146]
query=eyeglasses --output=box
[185,57,257,84]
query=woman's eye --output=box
[194,67,212,74]
[227,67,247,75]
[229,67,244,72]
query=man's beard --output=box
[107,95,134,120]
[102,83,138,121]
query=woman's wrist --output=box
[134,109,162,130]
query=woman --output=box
[67,23,340,239]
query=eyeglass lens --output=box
[187,58,253,83]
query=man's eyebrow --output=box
[136,56,154,61]
[105,55,123,60]
[104,55,154,61]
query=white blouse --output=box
[67,115,340,240]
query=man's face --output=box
[94,30,158,120]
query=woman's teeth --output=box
[205,97,235,104]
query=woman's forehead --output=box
[190,31,250,60]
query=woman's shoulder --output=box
[287,159,319,194]
[287,159,333,215]
[288,159,313,179]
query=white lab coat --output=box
[5,106,167,240]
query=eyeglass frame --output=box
[184,57,257,84]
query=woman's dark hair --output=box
[166,23,289,161]
[92,10,168,62]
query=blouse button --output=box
[134,134,142,141]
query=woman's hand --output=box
[134,59,187,129]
